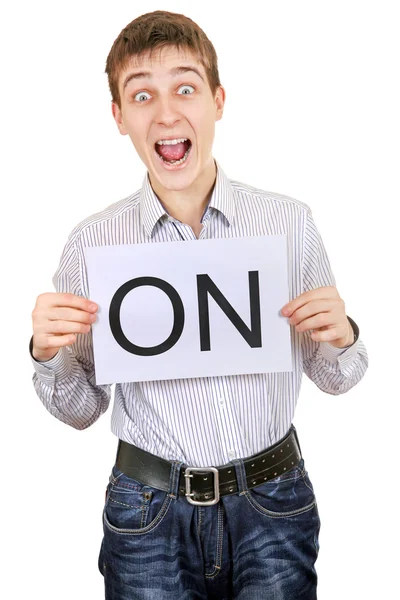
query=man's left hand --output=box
[281,286,354,348]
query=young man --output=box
[30,10,368,600]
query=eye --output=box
[134,91,151,103]
[177,85,195,95]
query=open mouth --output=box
[154,138,192,166]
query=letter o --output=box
[109,277,185,356]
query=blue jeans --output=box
[98,433,320,599]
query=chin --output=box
[147,154,201,191]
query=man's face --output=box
[112,45,225,193]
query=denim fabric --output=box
[98,441,321,599]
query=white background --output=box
[1,0,398,598]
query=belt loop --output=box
[115,439,121,465]
[231,458,248,496]
[290,424,303,457]
[168,460,184,499]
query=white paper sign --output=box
[83,236,292,383]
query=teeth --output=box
[156,138,188,145]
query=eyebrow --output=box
[122,65,205,91]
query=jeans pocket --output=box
[103,465,173,535]
[245,460,316,518]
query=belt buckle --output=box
[184,467,219,506]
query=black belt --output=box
[116,425,302,506]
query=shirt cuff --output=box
[318,316,360,366]
[29,335,73,382]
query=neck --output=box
[148,158,217,231]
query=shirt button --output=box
[218,397,225,406]
[228,450,235,459]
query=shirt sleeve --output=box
[30,234,112,429]
[300,208,369,395]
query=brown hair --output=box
[105,10,221,110]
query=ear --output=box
[215,85,226,122]
[111,102,128,135]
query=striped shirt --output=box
[30,160,368,467]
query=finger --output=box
[37,319,92,336]
[53,293,98,312]
[34,333,78,349]
[282,286,337,316]
[294,312,334,333]
[289,300,334,326]
[38,292,98,312]
[47,307,97,324]
[47,333,79,346]
[310,328,338,342]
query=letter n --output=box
[196,271,262,352]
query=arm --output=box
[30,235,112,429]
[300,209,369,395]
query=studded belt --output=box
[116,424,302,506]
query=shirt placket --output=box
[208,376,248,463]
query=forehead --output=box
[118,46,205,90]
[128,45,201,70]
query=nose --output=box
[154,96,181,129]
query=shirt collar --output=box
[139,158,236,238]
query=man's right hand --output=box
[31,292,98,362]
